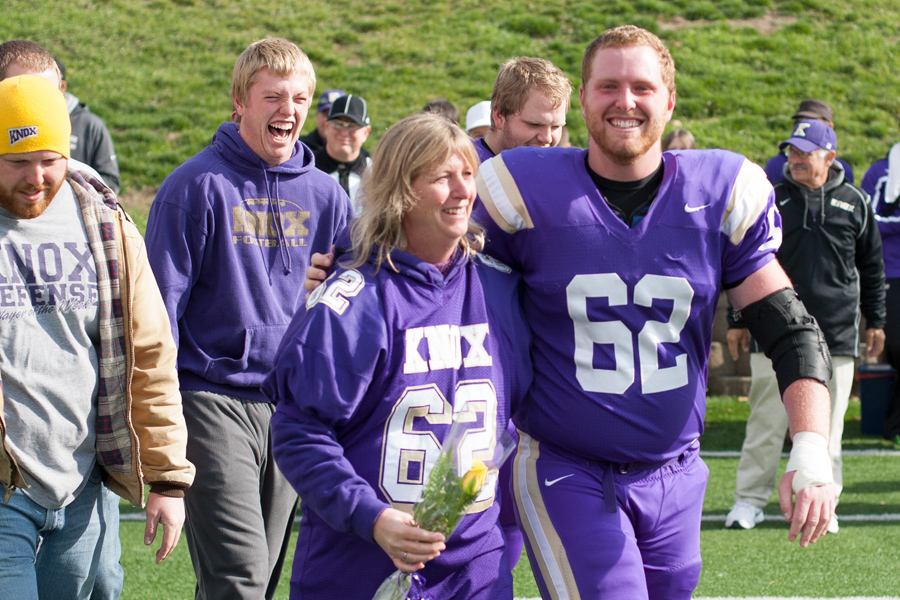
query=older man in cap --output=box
[764,99,855,184]
[313,93,371,208]
[726,119,885,533]
[0,75,194,598]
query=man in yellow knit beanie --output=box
[0,75,71,218]
[1,46,127,600]
[0,74,195,598]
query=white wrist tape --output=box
[785,431,833,493]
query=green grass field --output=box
[116,396,900,599]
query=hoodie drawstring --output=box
[263,170,292,275]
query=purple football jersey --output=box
[473,137,495,164]
[266,248,531,599]
[475,147,779,464]
[862,158,900,278]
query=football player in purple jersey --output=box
[264,112,532,599]
[472,26,836,600]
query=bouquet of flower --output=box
[371,402,514,600]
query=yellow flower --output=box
[461,460,488,495]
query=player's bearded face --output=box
[581,46,674,166]
[584,100,668,166]
[0,151,67,219]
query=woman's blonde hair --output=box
[346,112,482,271]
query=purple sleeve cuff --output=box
[351,497,391,543]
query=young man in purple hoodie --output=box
[145,38,352,600]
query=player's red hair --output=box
[581,25,676,94]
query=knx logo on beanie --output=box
[9,126,39,146]
[0,75,71,158]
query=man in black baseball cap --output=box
[314,94,372,208]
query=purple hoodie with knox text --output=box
[145,121,352,402]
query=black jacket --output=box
[299,128,325,153]
[66,92,120,194]
[768,162,886,356]
[312,146,371,202]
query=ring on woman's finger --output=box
[402,551,409,563]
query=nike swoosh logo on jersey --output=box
[779,198,790,206]
[684,203,711,213]
[544,474,574,487]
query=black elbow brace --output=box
[733,288,832,395]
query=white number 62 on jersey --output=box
[567,273,694,394]
[306,269,365,314]
[379,380,499,514]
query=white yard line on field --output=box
[702,449,900,458]
[702,513,900,522]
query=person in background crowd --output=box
[861,114,900,446]
[473,56,571,162]
[300,88,345,153]
[422,97,461,124]
[725,119,885,534]
[764,99,854,184]
[55,58,121,194]
[465,100,491,139]
[662,128,695,151]
[314,93,372,208]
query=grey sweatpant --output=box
[181,390,298,600]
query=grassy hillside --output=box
[6,0,900,222]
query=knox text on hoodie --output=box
[232,198,311,248]
[403,323,493,374]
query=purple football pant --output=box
[512,432,708,600]
[499,420,525,569]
